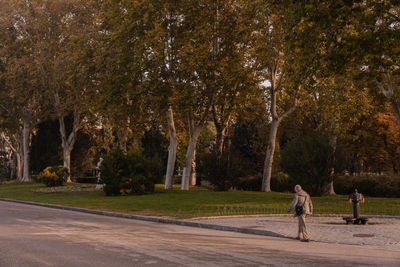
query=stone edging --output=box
[1,198,399,239]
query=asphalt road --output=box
[0,201,399,267]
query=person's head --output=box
[294,184,302,193]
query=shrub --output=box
[197,121,267,191]
[100,149,156,196]
[270,171,291,192]
[38,166,69,187]
[335,175,400,197]
[281,132,345,195]
[236,175,262,191]
[141,125,168,184]
[197,148,262,191]
[120,175,155,195]
[197,150,234,191]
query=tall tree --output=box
[176,0,220,190]
[358,1,400,132]
[0,0,53,181]
[251,1,323,192]
[210,1,258,156]
[177,0,255,189]
[144,0,187,189]
[58,0,97,180]
[95,0,150,152]
[20,0,97,181]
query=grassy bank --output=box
[0,182,399,218]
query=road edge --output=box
[0,198,286,238]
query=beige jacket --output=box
[288,190,313,216]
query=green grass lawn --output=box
[0,181,399,218]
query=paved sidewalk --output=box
[187,216,400,252]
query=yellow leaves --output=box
[374,107,399,138]
[120,188,132,195]
[39,166,58,179]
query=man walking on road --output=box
[288,184,313,242]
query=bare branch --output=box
[275,71,285,92]
[0,132,17,153]
[279,89,314,122]
[376,78,393,99]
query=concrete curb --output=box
[1,198,399,239]
[0,198,285,238]
[191,214,400,220]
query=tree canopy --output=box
[0,0,399,195]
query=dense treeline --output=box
[0,0,399,195]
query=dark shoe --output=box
[301,239,310,242]
[295,237,301,240]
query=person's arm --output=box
[288,195,298,213]
[348,194,353,203]
[308,196,313,215]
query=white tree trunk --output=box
[21,114,31,182]
[58,111,80,182]
[326,113,337,195]
[54,91,81,182]
[63,148,72,182]
[213,115,230,154]
[190,149,197,186]
[261,119,279,192]
[325,180,335,195]
[181,128,201,190]
[59,118,71,182]
[16,152,22,180]
[260,64,312,192]
[1,133,22,180]
[165,106,178,190]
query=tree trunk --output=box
[117,118,129,152]
[181,122,203,190]
[215,130,224,154]
[181,132,200,190]
[118,123,128,153]
[325,180,335,195]
[1,133,22,180]
[214,120,229,154]
[16,152,22,180]
[59,116,71,182]
[165,106,178,190]
[63,149,72,182]
[58,111,80,182]
[326,139,337,195]
[389,100,400,133]
[21,114,31,182]
[325,101,337,195]
[54,90,81,181]
[190,149,197,186]
[261,119,279,192]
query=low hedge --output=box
[335,175,400,197]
